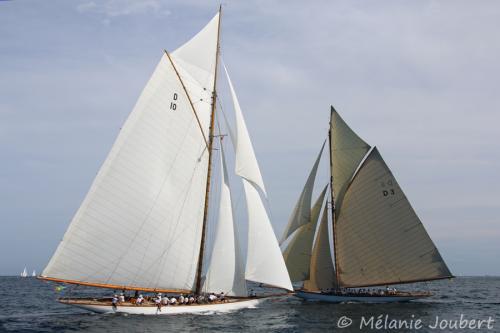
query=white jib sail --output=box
[203,146,247,296]
[223,64,267,196]
[222,66,292,291]
[280,142,325,243]
[42,13,219,291]
[242,179,293,291]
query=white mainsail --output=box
[224,65,292,291]
[21,267,27,278]
[42,14,219,292]
[32,270,36,277]
[280,142,325,243]
[283,184,328,282]
[203,146,246,296]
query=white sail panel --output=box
[171,13,219,90]
[42,12,221,290]
[203,147,247,296]
[243,179,293,291]
[224,65,267,195]
[303,204,336,291]
[335,148,453,287]
[283,184,328,282]
[281,143,325,243]
[331,107,370,213]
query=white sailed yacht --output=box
[32,270,36,277]
[20,267,28,278]
[39,7,292,315]
[281,107,453,303]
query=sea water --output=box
[0,277,498,332]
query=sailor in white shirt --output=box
[119,292,125,303]
[179,294,185,304]
[208,293,217,302]
[154,293,162,311]
[161,295,169,305]
[136,294,144,305]
[169,297,177,305]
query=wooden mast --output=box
[195,5,222,295]
[329,107,340,289]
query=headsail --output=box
[280,142,325,243]
[223,65,292,291]
[224,64,267,196]
[283,184,328,282]
[41,14,220,292]
[203,146,246,296]
[330,107,370,214]
[243,179,292,291]
[335,147,453,287]
[303,204,337,291]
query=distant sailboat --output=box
[20,267,28,278]
[39,7,292,315]
[32,270,36,277]
[282,106,453,303]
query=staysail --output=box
[41,14,220,292]
[203,146,247,296]
[303,204,336,291]
[334,147,453,287]
[224,65,292,291]
[280,142,325,243]
[283,184,328,282]
[330,107,370,213]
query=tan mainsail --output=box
[283,185,328,282]
[335,147,453,287]
[330,107,370,213]
[303,204,336,291]
[281,142,325,243]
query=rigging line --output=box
[164,50,209,149]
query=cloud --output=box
[76,0,170,17]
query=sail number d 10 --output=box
[170,93,178,110]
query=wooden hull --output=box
[295,290,431,303]
[59,298,262,315]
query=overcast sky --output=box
[1,0,499,276]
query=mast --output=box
[328,109,340,289]
[195,5,222,295]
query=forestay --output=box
[330,107,370,214]
[42,14,220,292]
[283,185,328,282]
[280,143,325,243]
[335,148,453,287]
[203,147,246,296]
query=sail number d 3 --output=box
[380,179,396,197]
[170,93,178,110]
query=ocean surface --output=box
[0,276,498,332]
